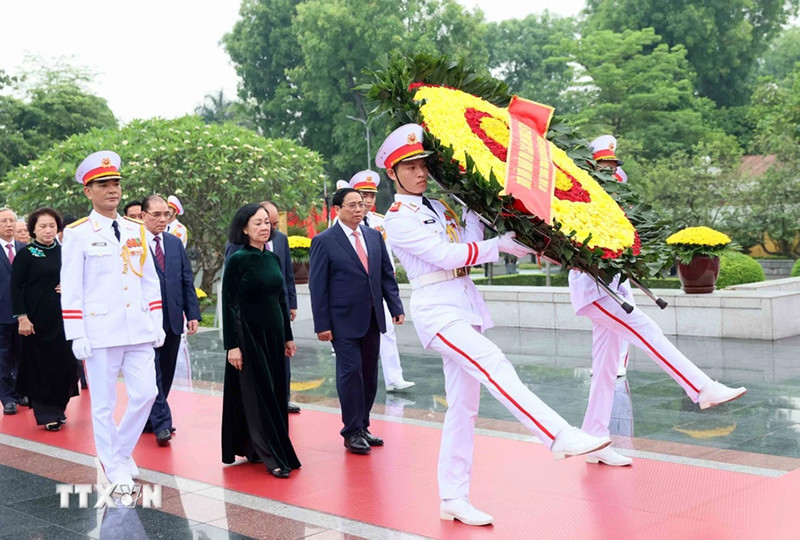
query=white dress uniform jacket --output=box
[61,211,163,347]
[167,219,188,247]
[383,195,499,347]
[568,269,634,315]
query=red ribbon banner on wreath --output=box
[504,96,556,225]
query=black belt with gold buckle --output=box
[455,267,468,278]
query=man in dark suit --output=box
[141,196,201,445]
[309,188,404,454]
[224,201,300,413]
[0,208,27,415]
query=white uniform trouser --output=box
[619,342,629,370]
[580,296,712,438]
[379,301,404,386]
[429,321,571,500]
[84,344,158,483]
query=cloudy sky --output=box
[0,0,585,122]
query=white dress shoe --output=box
[586,447,633,466]
[440,498,493,526]
[698,380,747,410]
[617,365,627,377]
[386,379,415,392]
[551,426,611,460]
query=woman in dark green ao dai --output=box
[221,203,300,479]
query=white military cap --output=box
[74,150,122,185]
[614,167,628,183]
[167,195,184,216]
[375,123,433,169]
[588,134,624,165]
[348,170,380,192]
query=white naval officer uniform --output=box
[166,219,188,248]
[364,209,407,387]
[568,269,714,439]
[384,194,574,500]
[61,210,163,484]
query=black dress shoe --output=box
[170,426,176,433]
[267,466,290,479]
[361,429,384,447]
[44,422,61,432]
[17,397,29,407]
[287,401,301,414]
[156,429,172,446]
[343,434,371,454]
[3,403,16,415]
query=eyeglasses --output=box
[342,203,366,210]
[145,212,171,219]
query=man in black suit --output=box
[0,208,27,415]
[308,188,404,454]
[224,201,300,413]
[141,196,201,446]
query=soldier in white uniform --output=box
[346,170,415,392]
[166,195,188,248]
[61,150,165,488]
[570,137,747,467]
[378,124,612,526]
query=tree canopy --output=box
[224,0,488,180]
[584,0,800,107]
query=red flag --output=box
[504,97,556,224]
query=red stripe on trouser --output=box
[623,352,629,368]
[592,301,699,393]
[435,332,555,440]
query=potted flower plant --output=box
[288,235,312,284]
[666,226,732,293]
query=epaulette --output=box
[372,211,385,218]
[66,217,89,229]
[389,202,402,212]
[122,216,144,224]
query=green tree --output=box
[758,26,800,81]
[2,116,326,290]
[224,0,488,180]
[637,139,742,230]
[559,28,723,160]
[584,0,800,107]
[485,13,580,113]
[0,63,116,179]
[195,89,235,124]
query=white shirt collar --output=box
[337,219,360,236]
[395,194,424,205]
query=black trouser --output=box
[148,329,182,433]
[0,322,21,405]
[332,312,380,438]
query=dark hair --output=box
[27,207,63,236]
[228,203,268,245]
[61,214,78,227]
[140,195,165,213]
[123,200,142,215]
[332,188,361,207]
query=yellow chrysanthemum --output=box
[413,85,635,254]
[288,235,312,249]
[666,227,731,247]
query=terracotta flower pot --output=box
[292,261,309,285]
[677,255,720,294]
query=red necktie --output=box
[154,236,165,272]
[5,243,14,264]
[352,230,369,273]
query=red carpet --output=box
[1,386,798,539]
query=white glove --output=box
[153,328,166,349]
[72,337,92,360]
[497,232,536,258]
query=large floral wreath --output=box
[363,53,668,282]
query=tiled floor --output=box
[2,321,799,538]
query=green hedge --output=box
[791,259,800,277]
[473,273,570,286]
[717,252,766,288]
